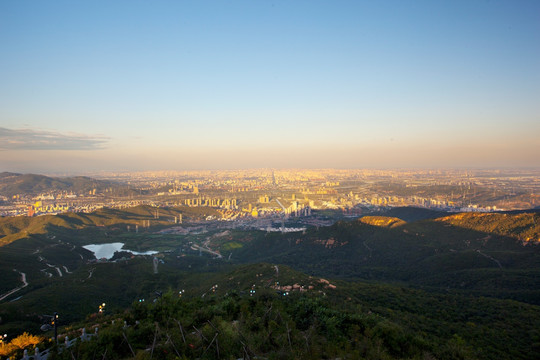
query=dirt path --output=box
[476,250,503,269]
[87,267,95,279]
[363,241,373,258]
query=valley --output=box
[0,204,539,359]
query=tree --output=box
[10,332,44,350]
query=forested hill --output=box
[434,211,540,242]
[231,210,540,304]
[373,206,449,222]
[6,263,540,360]
[0,206,539,359]
[373,206,540,241]
[0,172,117,197]
[0,205,219,246]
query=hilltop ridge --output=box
[0,172,118,197]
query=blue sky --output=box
[1,0,539,173]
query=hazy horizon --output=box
[1,1,539,173]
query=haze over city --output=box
[1,1,539,173]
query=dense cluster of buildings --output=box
[1,169,537,217]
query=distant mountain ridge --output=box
[0,172,118,197]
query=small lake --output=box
[83,243,158,260]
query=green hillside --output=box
[5,263,538,360]
[1,206,539,359]
[434,211,540,243]
[231,212,540,304]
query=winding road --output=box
[0,270,28,301]
[192,244,223,259]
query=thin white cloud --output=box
[0,127,109,151]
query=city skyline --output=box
[1,1,539,173]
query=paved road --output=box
[0,270,28,301]
[192,244,223,259]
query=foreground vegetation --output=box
[0,262,535,360]
[0,332,45,359]
[50,286,538,360]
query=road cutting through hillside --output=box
[0,270,28,301]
